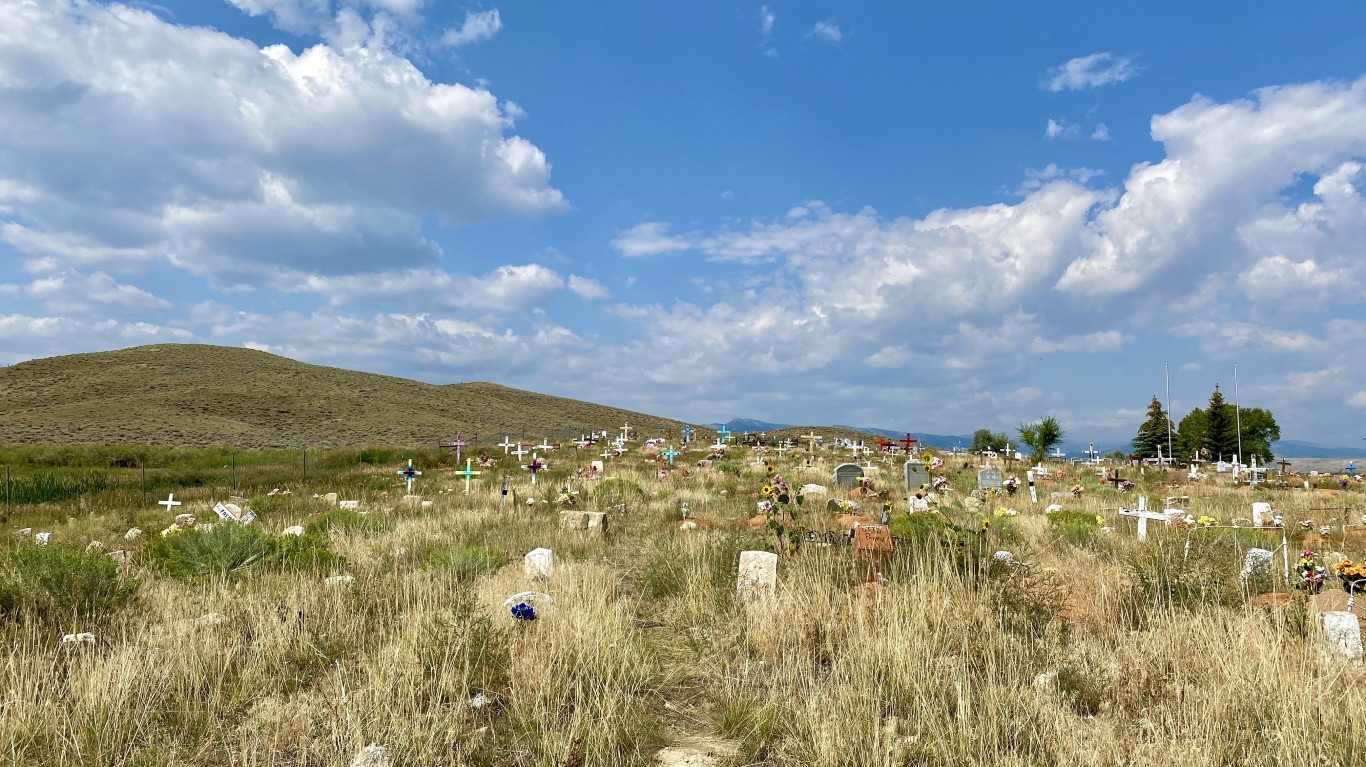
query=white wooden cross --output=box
[776,443,790,456]
[600,448,613,460]
[159,493,182,512]
[620,422,632,442]
[536,438,555,451]
[498,436,514,455]
[511,444,529,460]
[1119,495,1169,542]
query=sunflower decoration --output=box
[760,483,774,497]
[765,462,777,477]
[980,518,991,532]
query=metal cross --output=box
[662,445,680,465]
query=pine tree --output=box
[1176,408,1208,461]
[1204,385,1238,459]
[1131,396,1172,459]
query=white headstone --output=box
[524,548,555,581]
[1251,502,1273,527]
[800,484,828,496]
[339,500,360,510]
[591,460,604,473]
[502,590,555,618]
[1240,548,1274,581]
[736,550,778,602]
[1320,612,1363,665]
[282,525,305,537]
[322,492,339,505]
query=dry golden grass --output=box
[1,447,1365,766]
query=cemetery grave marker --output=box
[397,460,422,494]
[212,501,256,524]
[803,431,821,453]
[455,459,482,494]
[681,426,694,444]
[904,460,930,491]
[717,425,731,444]
[662,445,680,465]
[1119,495,1173,542]
[498,436,514,454]
[511,444,529,460]
[442,432,471,464]
[833,463,865,490]
[737,551,778,602]
[853,524,894,581]
[977,468,1003,491]
[899,434,917,454]
[158,493,182,512]
[339,500,359,510]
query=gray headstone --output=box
[904,460,930,491]
[977,468,1003,490]
[833,463,865,489]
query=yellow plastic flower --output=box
[765,464,776,477]
[1095,515,1105,525]
[760,484,774,496]
[1197,515,1217,527]
[980,518,991,532]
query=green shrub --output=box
[711,460,743,477]
[0,543,139,623]
[1047,509,1101,548]
[427,544,503,581]
[642,549,687,599]
[595,478,645,503]
[304,508,393,536]
[141,524,339,579]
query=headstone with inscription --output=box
[833,463,865,490]
[977,467,1003,491]
[904,460,930,491]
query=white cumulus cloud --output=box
[441,9,502,47]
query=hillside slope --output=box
[0,344,698,448]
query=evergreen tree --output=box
[1205,385,1238,459]
[1131,395,1173,459]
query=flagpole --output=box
[1165,361,1174,463]
[1234,362,1243,465]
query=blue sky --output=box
[3,1,1366,447]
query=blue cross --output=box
[717,425,731,443]
[662,445,680,465]
[397,459,422,493]
[681,426,694,444]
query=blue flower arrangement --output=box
[510,602,537,621]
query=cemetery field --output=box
[2,443,1366,766]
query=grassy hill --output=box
[0,344,704,449]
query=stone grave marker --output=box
[559,511,607,534]
[904,460,930,491]
[339,500,360,510]
[977,467,1003,491]
[1252,502,1273,527]
[1320,612,1363,665]
[736,550,778,602]
[212,501,256,524]
[322,492,339,505]
[523,548,555,580]
[833,463,865,490]
[1241,548,1274,581]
